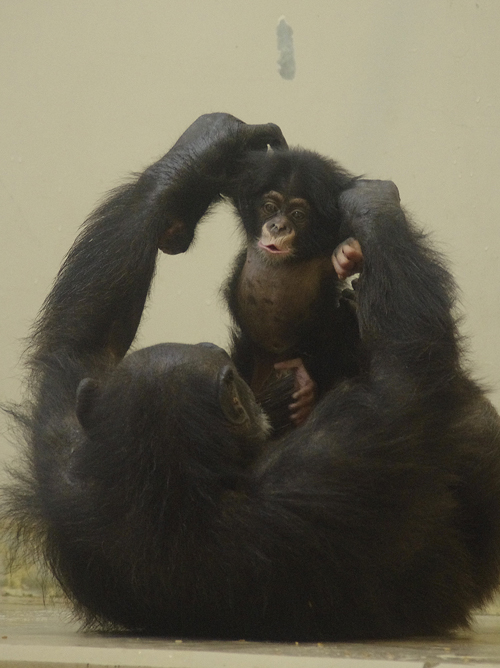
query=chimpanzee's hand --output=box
[172,112,287,154]
[170,112,287,193]
[339,180,402,244]
[340,180,400,211]
[332,237,363,280]
[274,358,317,427]
[157,113,286,254]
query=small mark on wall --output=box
[276,16,295,80]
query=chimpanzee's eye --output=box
[262,201,279,215]
[290,209,306,222]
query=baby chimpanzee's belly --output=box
[237,254,335,355]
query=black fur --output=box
[3,115,500,642]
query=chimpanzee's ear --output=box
[218,366,249,425]
[76,378,101,432]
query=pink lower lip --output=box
[258,241,288,254]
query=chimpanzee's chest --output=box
[236,253,335,355]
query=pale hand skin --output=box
[273,238,364,428]
[332,237,363,280]
[274,358,317,427]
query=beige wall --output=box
[1,0,499,471]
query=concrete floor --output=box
[3,599,500,667]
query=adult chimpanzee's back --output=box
[3,113,500,641]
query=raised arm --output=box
[339,180,459,384]
[30,114,286,375]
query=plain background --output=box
[1,0,499,474]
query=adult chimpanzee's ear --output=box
[76,378,101,432]
[218,367,249,425]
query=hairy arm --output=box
[30,114,286,373]
[340,180,459,379]
[27,114,286,422]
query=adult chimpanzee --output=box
[224,149,362,432]
[4,113,500,642]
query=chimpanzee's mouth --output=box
[258,241,288,254]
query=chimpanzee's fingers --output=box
[265,123,288,149]
[342,239,363,260]
[340,180,401,217]
[274,358,302,371]
[290,405,312,426]
[292,385,315,402]
[354,179,400,202]
[244,123,288,151]
[332,238,363,279]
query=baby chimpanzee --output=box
[225,149,361,432]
